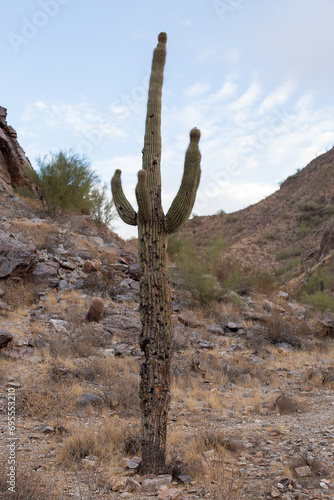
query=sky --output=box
[1,0,334,238]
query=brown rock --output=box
[158,488,182,499]
[0,329,13,348]
[178,311,202,328]
[0,231,36,278]
[0,106,35,190]
[295,465,312,477]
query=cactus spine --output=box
[111,32,201,473]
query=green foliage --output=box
[298,225,312,237]
[170,236,227,306]
[297,202,316,212]
[215,209,226,216]
[32,150,99,216]
[302,291,334,313]
[304,268,334,295]
[90,183,116,227]
[280,212,290,219]
[226,215,239,223]
[276,247,303,260]
[13,184,35,199]
[275,258,301,277]
[262,231,276,240]
[236,225,246,232]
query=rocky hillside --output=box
[0,107,34,192]
[0,166,333,499]
[180,147,334,279]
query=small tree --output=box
[90,183,116,227]
[33,150,99,216]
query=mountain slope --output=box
[180,147,334,276]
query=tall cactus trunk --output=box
[111,32,201,474]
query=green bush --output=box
[302,291,334,313]
[276,248,303,260]
[171,236,226,306]
[90,183,116,227]
[28,150,99,216]
[297,202,316,212]
[298,225,312,237]
[24,151,115,226]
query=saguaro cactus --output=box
[111,32,201,473]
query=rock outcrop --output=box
[0,106,34,191]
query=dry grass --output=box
[57,418,140,467]
[4,279,39,309]
[270,392,306,414]
[0,459,66,499]
[9,219,61,252]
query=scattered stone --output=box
[287,302,306,316]
[81,458,96,468]
[224,321,243,332]
[158,488,182,499]
[178,312,202,328]
[76,393,104,408]
[208,323,223,334]
[177,472,192,484]
[271,486,281,497]
[172,300,183,313]
[41,426,55,434]
[295,466,312,477]
[142,475,172,491]
[0,299,9,310]
[0,329,13,348]
[124,478,142,492]
[128,262,140,280]
[49,319,68,332]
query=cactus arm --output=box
[164,128,201,234]
[135,169,151,223]
[111,169,137,226]
[142,32,167,190]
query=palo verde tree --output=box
[111,32,201,473]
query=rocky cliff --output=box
[0,106,34,191]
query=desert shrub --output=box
[271,393,305,414]
[48,325,108,359]
[89,182,116,228]
[226,215,239,223]
[298,225,312,237]
[303,268,334,294]
[276,248,303,260]
[262,231,276,240]
[263,313,303,348]
[302,291,334,313]
[17,379,74,418]
[0,460,64,499]
[235,225,245,232]
[275,258,301,278]
[58,419,140,466]
[297,202,316,212]
[26,150,99,216]
[175,236,227,305]
[4,279,39,309]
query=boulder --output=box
[0,231,36,278]
[0,329,13,348]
